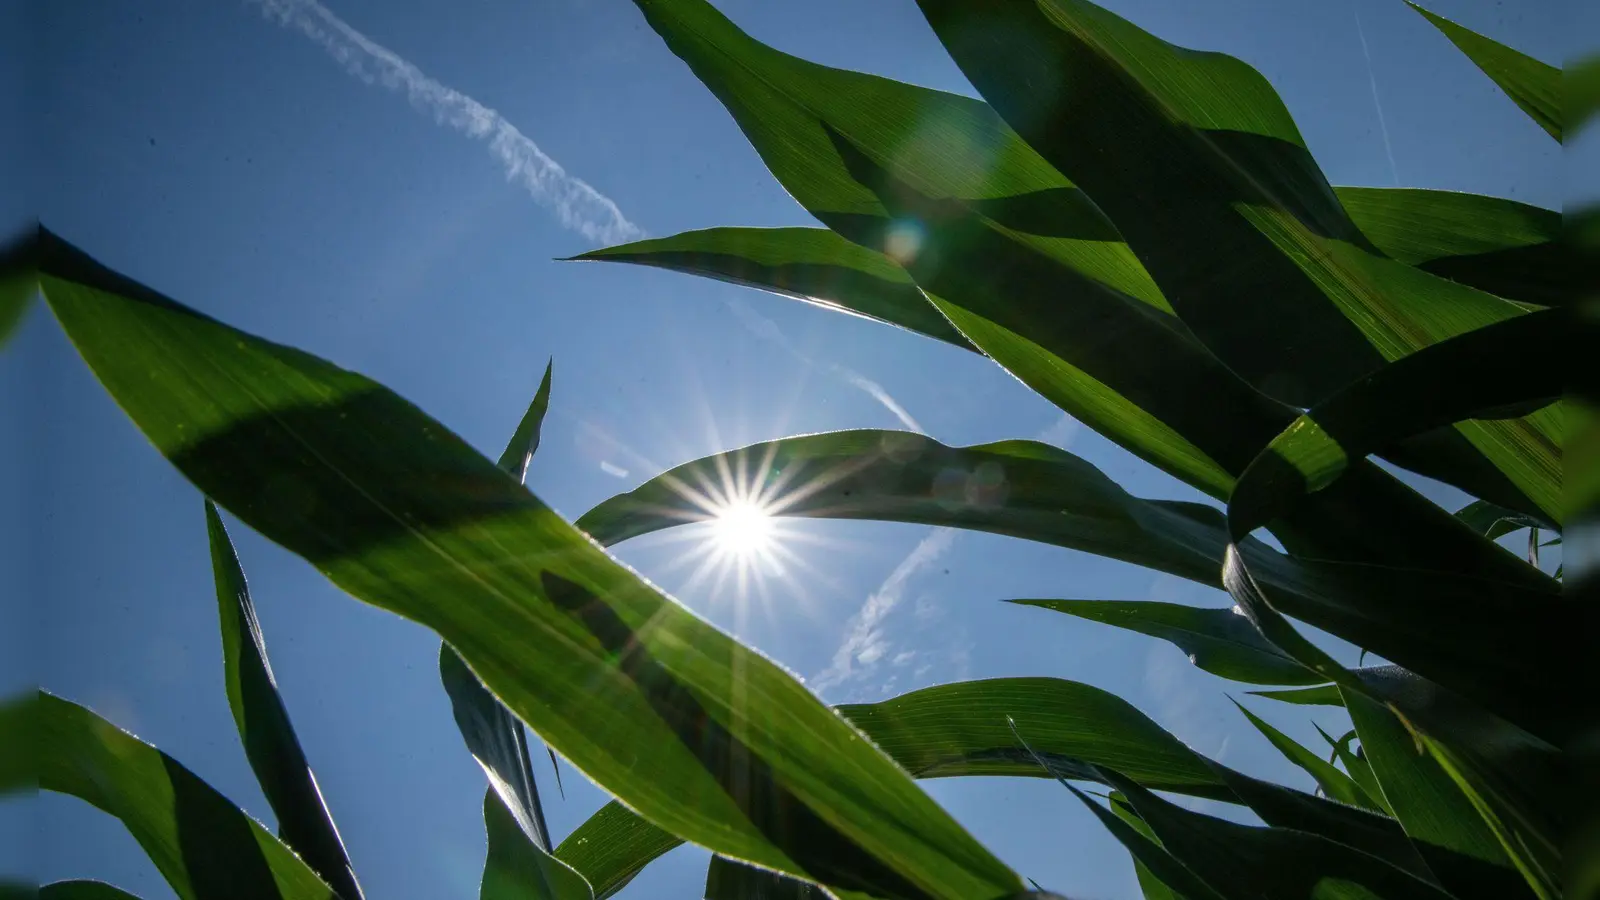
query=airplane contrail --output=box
[247,0,643,244]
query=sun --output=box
[709,498,776,557]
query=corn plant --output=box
[10,0,1594,898]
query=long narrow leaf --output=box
[40,885,143,900]
[1230,701,1380,812]
[205,501,364,900]
[553,801,680,900]
[440,361,559,859]
[571,228,974,352]
[1224,310,1582,744]
[1316,725,1392,817]
[1008,599,1318,685]
[578,429,1235,587]
[38,233,1019,900]
[480,789,593,900]
[704,857,824,900]
[36,692,338,900]
[1406,2,1562,141]
[1106,794,1180,900]
[1344,690,1536,900]
[916,0,1557,520]
[1104,768,1455,900]
[1247,685,1343,707]
[1334,187,1579,308]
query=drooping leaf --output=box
[1334,188,1580,308]
[1103,768,1455,900]
[627,0,1268,502]
[35,692,338,900]
[1205,764,1431,882]
[571,227,974,352]
[480,789,594,900]
[1224,309,1584,745]
[38,232,1020,900]
[915,0,1556,520]
[704,857,824,899]
[1230,701,1381,812]
[1247,684,1343,707]
[578,429,1234,587]
[205,501,364,900]
[1007,598,1318,685]
[836,678,1229,799]
[554,801,681,900]
[1344,690,1537,900]
[39,884,144,900]
[1406,2,1562,141]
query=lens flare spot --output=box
[883,220,925,265]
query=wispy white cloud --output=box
[724,298,924,432]
[248,0,642,244]
[813,528,956,695]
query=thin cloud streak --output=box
[248,0,642,244]
[1353,4,1401,185]
[724,298,924,433]
[813,527,956,695]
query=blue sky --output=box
[4,0,1564,897]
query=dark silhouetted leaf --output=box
[1231,701,1380,812]
[481,789,593,900]
[39,884,143,900]
[1008,598,1317,685]
[36,692,338,900]
[205,501,364,900]
[704,857,824,899]
[572,227,974,352]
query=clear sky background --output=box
[3,0,1565,897]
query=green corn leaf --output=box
[440,361,559,871]
[627,0,1263,502]
[0,693,33,795]
[1246,685,1344,707]
[915,0,1557,522]
[1224,309,1583,745]
[35,692,339,900]
[1230,701,1381,812]
[205,501,364,900]
[0,885,34,900]
[578,429,1236,588]
[1453,499,1544,541]
[1344,690,1537,900]
[836,678,1227,798]
[440,646,555,851]
[1205,764,1431,882]
[481,789,593,900]
[704,857,825,899]
[37,232,1020,900]
[1101,768,1455,900]
[1106,794,1180,900]
[1569,54,1600,134]
[1315,725,1392,817]
[552,674,1257,893]
[1007,598,1318,685]
[39,884,143,900]
[0,228,35,350]
[571,227,974,352]
[1334,188,1579,308]
[553,801,679,900]
[1406,2,1562,141]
